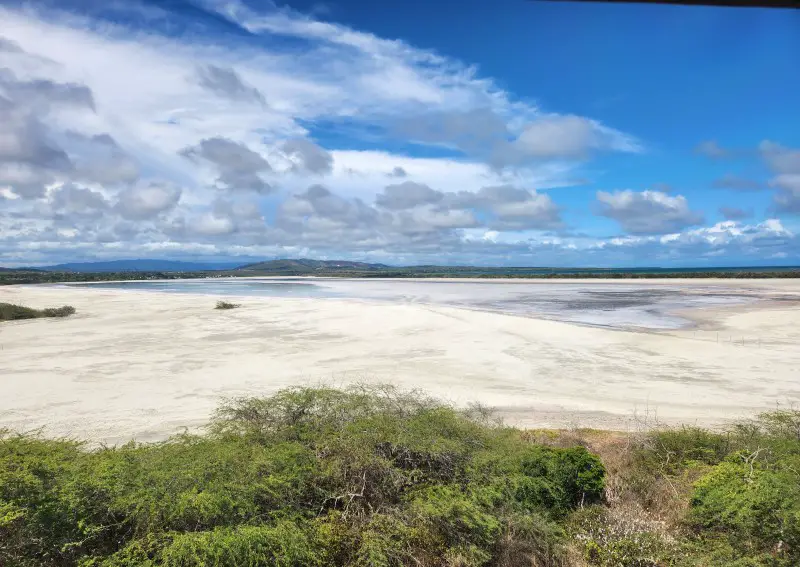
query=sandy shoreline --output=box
[3,281,800,445]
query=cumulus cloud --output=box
[396,207,478,233]
[658,219,793,251]
[448,186,563,230]
[387,166,407,178]
[273,184,480,250]
[186,198,266,238]
[181,137,274,193]
[596,190,704,235]
[507,115,635,161]
[376,182,443,210]
[194,214,237,236]
[280,139,334,175]
[281,185,379,229]
[115,182,181,220]
[0,66,139,199]
[68,133,140,186]
[584,219,796,265]
[165,199,264,240]
[0,66,141,201]
[49,184,110,219]
[0,71,83,199]
[275,183,560,245]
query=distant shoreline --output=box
[3,268,800,286]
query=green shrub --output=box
[214,301,240,310]
[7,386,794,566]
[634,426,731,475]
[0,386,591,567]
[515,446,606,513]
[659,410,800,563]
[622,409,800,566]
[0,302,76,321]
[688,456,800,562]
[158,522,327,567]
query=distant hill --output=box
[35,260,247,273]
[236,259,390,274]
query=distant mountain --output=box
[237,259,390,274]
[36,260,248,273]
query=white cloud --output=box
[508,114,640,161]
[596,190,704,235]
[0,1,793,267]
[756,141,800,215]
[279,139,334,175]
[0,1,614,202]
[180,137,274,193]
[191,213,237,236]
[771,174,800,214]
[376,181,443,210]
[115,181,181,220]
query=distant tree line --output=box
[0,271,212,285]
[1,266,798,285]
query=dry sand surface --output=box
[2,281,800,445]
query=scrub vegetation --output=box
[1,385,797,566]
[0,303,76,321]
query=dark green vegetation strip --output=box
[0,303,76,321]
[2,264,800,285]
[0,271,210,285]
[1,386,799,566]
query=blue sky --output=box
[0,0,798,267]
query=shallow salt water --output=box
[63,278,756,330]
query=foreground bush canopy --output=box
[0,386,604,567]
[1,385,798,566]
